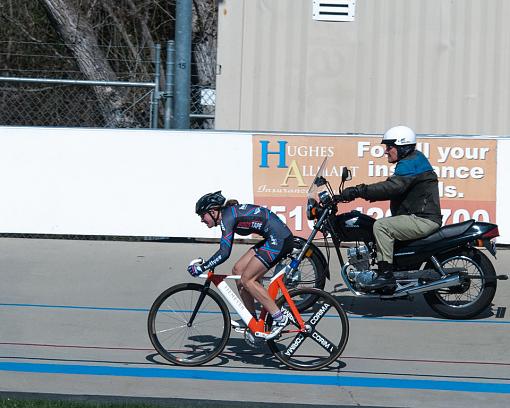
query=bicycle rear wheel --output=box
[266,288,349,370]
[147,283,231,366]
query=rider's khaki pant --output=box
[373,214,440,264]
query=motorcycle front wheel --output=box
[268,237,327,311]
[423,248,497,319]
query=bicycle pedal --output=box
[244,331,264,349]
[254,331,268,339]
[233,327,245,334]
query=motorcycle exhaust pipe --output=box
[390,274,462,298]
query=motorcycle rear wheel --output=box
[423,248,497,319]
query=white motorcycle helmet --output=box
[381,125,416,159]
[381,125,416,146]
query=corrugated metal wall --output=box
[216,0,510,135]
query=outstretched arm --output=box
[201,210,235,271]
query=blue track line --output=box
[0,361,509,394]
[0,303,508,324]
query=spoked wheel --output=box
[268,238,327,311]
[147,283,231,366]
[424,248,497,319]
[266,288,349,370]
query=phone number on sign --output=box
[268,206,491,231]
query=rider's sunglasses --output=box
[200,210,216,220]
[384,144,396,152]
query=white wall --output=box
[0,126,508,244]
[496,140,510,243]
[0,127,252,238]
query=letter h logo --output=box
[259,140,287,168]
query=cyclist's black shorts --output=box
[252,234,294,269]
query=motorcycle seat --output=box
[396,219,475,248]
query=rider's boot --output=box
[358,261,396,290]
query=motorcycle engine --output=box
[346,245,370,278]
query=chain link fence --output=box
[0,44,216,129]
[0,81,155,128]
[0,79,215,129]
[190,84,215,129]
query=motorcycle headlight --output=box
[318,190,332,204]
[306,198,319,220]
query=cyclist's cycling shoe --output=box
[265,314,288,340]
[230,318,247,333]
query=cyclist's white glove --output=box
[187,258,204,277]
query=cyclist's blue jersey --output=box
[201,204,292,271]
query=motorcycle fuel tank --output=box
[333,210,375,243]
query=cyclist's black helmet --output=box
[195,191,226,215]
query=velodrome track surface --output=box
[0,238,509,407]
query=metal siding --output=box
[215,0,245,129]
[216,0,510,135]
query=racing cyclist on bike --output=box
[188,191,294,340]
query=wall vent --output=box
[312,0,356,22]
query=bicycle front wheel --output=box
[266,288,349,370]
[147,283,231,366]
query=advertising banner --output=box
[252,134,497,238]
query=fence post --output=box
[164,40,175,129]
[150,44,161,129]
[174,0,192,129]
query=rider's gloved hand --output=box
[187,262,204,277]
[339,186,360,202]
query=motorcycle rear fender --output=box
[470,222,499,256]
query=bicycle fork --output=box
[188,280,213,327]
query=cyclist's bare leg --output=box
[232,249,257,315]
[241,256,280,315]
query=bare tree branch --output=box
[100,1,141,70]
[39,0,134,127]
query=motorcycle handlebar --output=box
[333,194,344,203]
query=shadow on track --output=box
[146,338,347,372]
[331,283,495,319]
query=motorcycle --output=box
[279,157,507,319]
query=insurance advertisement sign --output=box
[252,134,497,237]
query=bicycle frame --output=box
[191,268,306,339]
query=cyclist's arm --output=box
[201,212,235,271]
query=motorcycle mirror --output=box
[342,167,352,182]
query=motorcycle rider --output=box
[340,125,442,290]
[188,191,294,340]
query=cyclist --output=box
[188,191,294,340]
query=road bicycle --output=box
[147,261,349,370]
